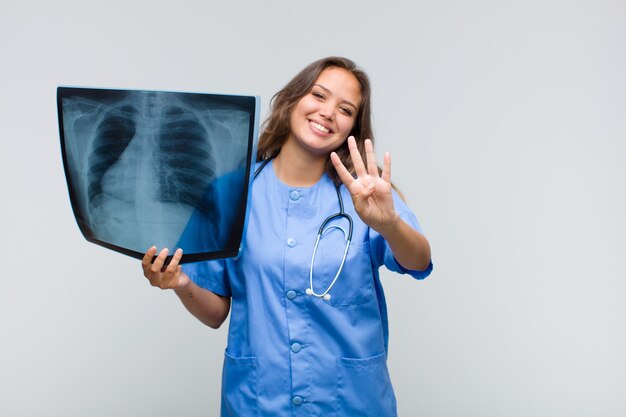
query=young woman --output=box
[142,56,432,417]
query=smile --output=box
[309,120,332,134]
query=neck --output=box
[273,140,327,187]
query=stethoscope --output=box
[253,157,353,301]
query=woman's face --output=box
[287,67,362,158]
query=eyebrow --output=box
[313,83,358,111]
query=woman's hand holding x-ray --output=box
[142,246,190,289]
[141,247,231,328]
[331,136,398,234]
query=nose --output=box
[319,103,335,122]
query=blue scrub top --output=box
[183,160,433,417]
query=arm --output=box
[173,278,230,329]
[142,247,230,329]
[330,137,431,271]
[375,213,431,271]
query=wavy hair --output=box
[257,56,373,185]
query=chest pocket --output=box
[314,231,374,306]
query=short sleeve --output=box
[369,191,433,280]
[181,259,232,297]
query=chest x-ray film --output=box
[58,87,260,263]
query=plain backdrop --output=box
[1,1,624,416]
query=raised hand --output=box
[330,136,399,233]
[141,246,190,290]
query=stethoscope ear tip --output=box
[323,293,331,301]
[305,288,313,295]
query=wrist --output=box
[376,212,401,238]
[174,272,193,293]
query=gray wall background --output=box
[1,1,624,416]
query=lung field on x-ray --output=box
[158,105,218,219]
[87,104,138,210]
[62,90,250,255]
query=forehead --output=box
[314,67,362,108]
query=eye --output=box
[339,106,354,116]
[312,91,325,100]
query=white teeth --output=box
[310,121,330,134]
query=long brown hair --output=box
[257,56,373,185]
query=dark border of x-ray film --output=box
[57,86,260,265]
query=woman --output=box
[142,56,432,416]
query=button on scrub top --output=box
[183,160,432,417]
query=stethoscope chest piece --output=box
[306,287,331,301]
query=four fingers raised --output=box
[333,136,391,187]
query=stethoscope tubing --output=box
[253,158,354,301]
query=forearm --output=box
[174,275,231,329]
[378,215,431,271]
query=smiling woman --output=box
[141,56,433,417]
[256,56,374,185]
[285,67,362,162]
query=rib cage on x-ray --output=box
[157,105,218,218]
[59,88,254,260]
[87,104,138,210]
[87,100,219,217]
